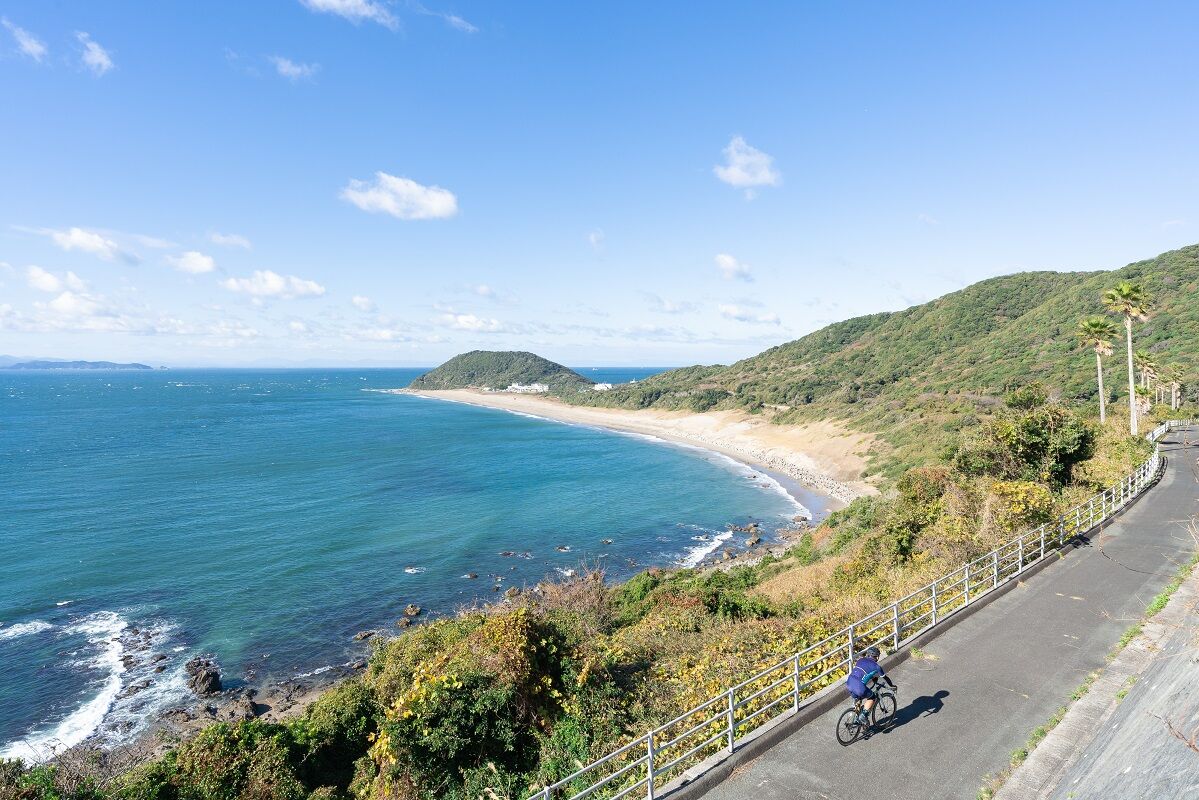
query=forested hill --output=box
[408,350,593,391]
[576,244,1199,477]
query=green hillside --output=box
[575,244,1199,478]
[408,350,593,391]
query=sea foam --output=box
[0,620,53,641]
[0,612,126,762]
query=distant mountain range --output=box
[2,360,154,371]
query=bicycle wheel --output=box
[835,708,862,746]
[872,691,897,730]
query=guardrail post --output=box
[931,582,938,625]
[892,603,901,648]
[964,564,971,604]
[1017,537,1024,574]
[992,551,999,587]
[1039,525,1045,558]
[791,654,800,712]
[848,624,856,664]
[646,731,655,800]
[725,689,736,753]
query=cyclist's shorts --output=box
[846,679,874,700]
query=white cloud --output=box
[47,290,103,317]
[645,293,695,314]
[354,326,412,341]
[719,304,781,325]
[209,232,252,249]
[289,320,310,333]
[351,295,376,312]
[167,251,216,274]
[1161,219,1185,228]
[438,312,503,332]
[2,18,47,62]
[75,32,113,76]
[471,284,495,298]
[588,229,605,250]
[714,136,780,198]
[221,270,326,298]
[917,213,940,225]
[270,56,319,80]
[132,233,176,249]
[715,253,752,282]
[299,0,399,29]
[340,172,458,220]
[443,14,478,33]
[409,2,478,32]
[27,266,62,292]
[46,227,123,261]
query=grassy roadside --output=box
[977,550,1199,799]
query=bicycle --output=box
[835,686,897,746]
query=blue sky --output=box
[1,1,1197,367]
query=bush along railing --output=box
[527,420,1193,800]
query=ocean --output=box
[0,368,827,759]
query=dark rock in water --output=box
[162,707,194,724]
[396,618,411,628]
[353,630,376,641]
[499,551,516,557]
[403,604,421,617]
[504,587,520,599]
[118,679,152,700]
[555,545,571,552]
[220,692,259,723]
[351,660,367,670]
[465,573,478,579]
[151,653,168,663]
[747,535,761,546]
[154,665,166,673]
[185,657,222,696]
[600,539,613,545]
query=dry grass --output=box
[751,554,852,606]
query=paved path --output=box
[702,429,1198,800]
[1043,563,1199,798]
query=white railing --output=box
[528,420,1193,800]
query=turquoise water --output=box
[0,369,824,758]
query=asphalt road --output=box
[702,428,1198,800]
[1044,557,1199,798]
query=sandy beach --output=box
[400,389,877,504]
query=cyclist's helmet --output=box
[862,646,881,661]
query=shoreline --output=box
[394,388,874,506]
[9,387,872,763]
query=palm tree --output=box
[1134,349,1155,389]
[1077,317,1116,423]
[1103,281,1152,435]
[1135,385,1153,420]
[1164,364,1185,411]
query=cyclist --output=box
[846,646,896,723]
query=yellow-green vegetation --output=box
[4,385,1177,800]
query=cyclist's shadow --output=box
[884,690,949,732]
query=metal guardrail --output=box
[528,420,1193,800]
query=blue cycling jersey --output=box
[846,657,885,698]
